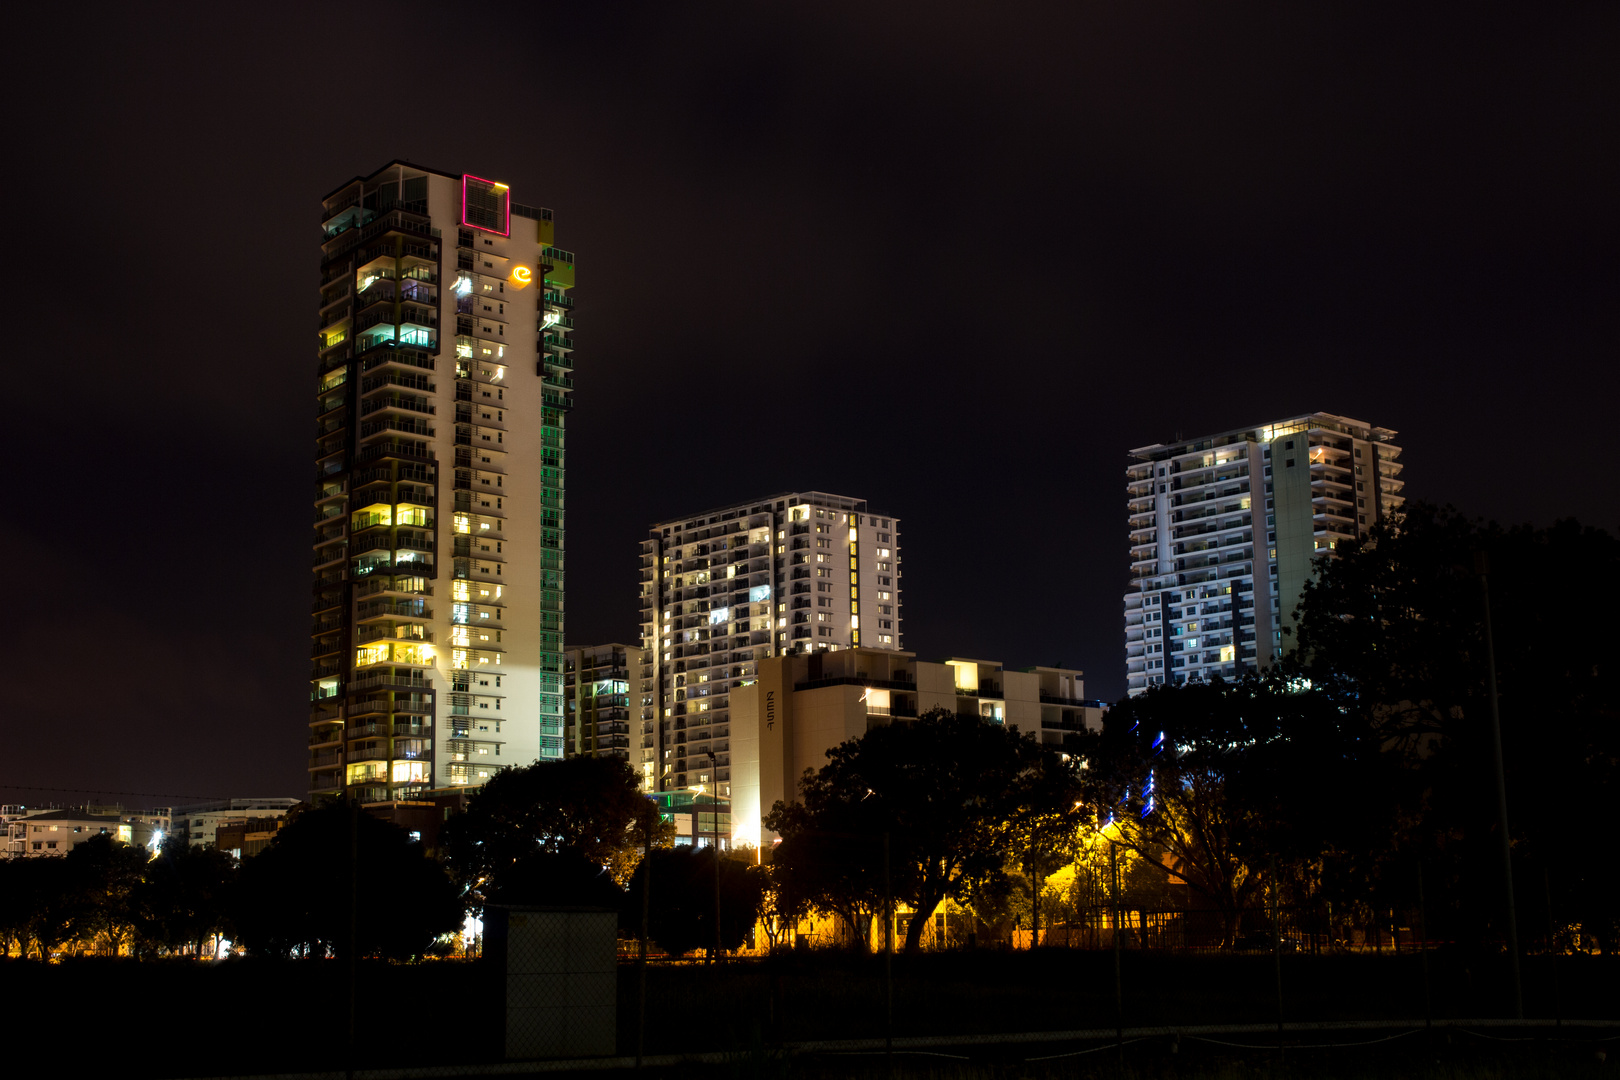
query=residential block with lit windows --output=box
[563,644,642,761]
[637,492,901,794]
[1123,412,1404,694]
[307,161,576,802]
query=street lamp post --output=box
[1475,552,1522,1019]
[708,750,721,964]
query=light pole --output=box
[701,750,722,963]
[1475,552,1522,1019]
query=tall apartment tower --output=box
[1123,412,1403,695]
[308,161,576,802]
[637,492,901,795]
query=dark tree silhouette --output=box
[767,707,1039,953]
[235,802,461,958]
[441,756,670,910]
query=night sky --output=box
[4,4,1614,806]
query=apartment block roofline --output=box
[1129,412,1398,461]
[321,159,464,202]
[647,490,874,529]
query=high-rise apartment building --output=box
[1123,412,1403,695]
[308,161,575,802]
[637,492,901,794]
[563,644,642,761]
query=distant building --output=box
[650,790,731,850]
[638,491,903,796]
[3,805,171,858]
[172,798,300,849]
[1123,412,1405,695]
[563,644,640,761]
[729,648,1104,849]
[213,817,287,859]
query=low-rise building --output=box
[4,805,171,857]
[650,789,731,850]
[172,798,300,849]
[729,648,1105,848]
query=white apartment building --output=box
[637,492,902,795]
[1123,412,1404,694]
[308,161,576,803]
[729,648,1105,849]
[4,806,172,858]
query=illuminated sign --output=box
[509,265,533,288]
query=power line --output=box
[0,783,247,802]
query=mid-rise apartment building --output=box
[730,649,1104,849]
[1123,412,1404,694]
[563,644,641,760]
[637,492,902,795]
[308,161,576,802]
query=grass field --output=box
[1,948,1610,1078]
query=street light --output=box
[690,750,723,963]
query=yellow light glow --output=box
[509,265,532,288]
[1220,645,1235,663]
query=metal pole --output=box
[1111,841,1122,1060]
[708,756,721,965]
[1544,867,1560,1030]
[1270,855,1283,1046]
[346,797,358,1080]
[637,804,651,1069]
[1476,554,1522,1019]
[883,831,893,1066]
[1416,860,1432,1034]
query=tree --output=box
[0,857,81,959]
[63,833,150,955]
[766,707,1037,953]
[132,836,238,956]
[622,847,763,958]
[442,757,671,911]
[235,802,462,959]
[1001,748,1085,946]
[1289,504,1620,948]
[1072,675,1382,942]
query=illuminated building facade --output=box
[729,649,1103,849]
[563,643,641,760]
[637,492,901,795]
[308,161,575,802]
[1123,412,1404,695]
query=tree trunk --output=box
[1030,868,1041,949]
[903,899,938,954]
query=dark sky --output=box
[3,3,1614,806]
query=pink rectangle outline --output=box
[461,174,511,237]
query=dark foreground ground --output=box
[2,948,1611,1078]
